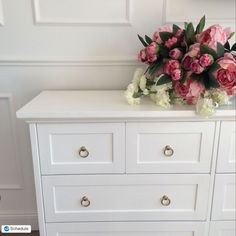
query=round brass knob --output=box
[163,145,174,157]
[161,195,171,206]
[80,196,90,207]
[79,146,89,158]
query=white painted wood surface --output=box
[126,122,215,173]
[16,91,236,120]
[46,222,207,236]
[211,174,236,220]
[42,174,210,222]
[37,123,125,174]
[1,0,236,226]
[209,221,236,236]
[217,121,236,173]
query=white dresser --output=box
[16,91,236,236]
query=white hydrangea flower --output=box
[150,82,172,93]
[196,98,216,117]
[150,90,171,108]
[124,84,141,105]
[139,75,147,91]
[170,91,185,105]
[132,68,144,92]
[206,88,230,105]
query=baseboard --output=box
[0,214,39,230]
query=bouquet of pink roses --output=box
[125,16,236,116]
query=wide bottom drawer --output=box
[42,174,210,222]
[46,222,207,236]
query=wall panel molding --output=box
[0,0,4,26]
[0,94,24,190]
[0,59,140,67]
[32,0,131,26]
[163,0,235,24]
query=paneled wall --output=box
[0,0,235,229]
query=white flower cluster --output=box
[196,88,230,117]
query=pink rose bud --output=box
[190,60,205,74]
[163,60,180,75]
[199,54,214,67]
[182,55,193,70]
[165,36,178,48]
[138,49,147,62]
[171,69,182,81]
[147,42,159,55]
[169,48,183,60]
[147,54,157,63]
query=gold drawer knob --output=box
[79,146,89,158]
[80,196,90,207]
[163,145,174,157]
[161,195,171,206]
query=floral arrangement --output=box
[125,16,236,116]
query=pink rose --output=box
[147,42,159,55]
[182,55,193,70]
[169,48,183,60]
[199,54,214,67]
[138,49,147,62]
[213,53,236,95]
[186,79,205,104]
[197,24,230,51]
[190,59,205,74]
[152,25,172,43]
[188,43,201,58]
[171,69,182,81]
[163,60,180,75]
[165,36,178,48]
[175,78,205,104]
[147,54,157,63]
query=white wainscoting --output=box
[0,0,235,229]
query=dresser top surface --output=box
[16,90,236,121]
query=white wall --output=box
[0,0,235,230]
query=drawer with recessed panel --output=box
[37,123,125,174]
[42,174,210,222]
[126,122,215,173]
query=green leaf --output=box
[148,61,164,76]
[190,73,202,80]
[133,91,143,98]
[159,45,169,58]
[186,23,196,44]
[159,32,173,42]
[138,34,148,47]
[180,71,187,84]
[195,15,205,34]
[217,42,225,57]
[209,62,220,72]
[145,35,153,45]
[155,74,172,86]
[208,73,220,88]
[184,22,188,30]
[224,41,230,51]
[231,43,236,51]
[173,24,181,34]
[200,44,218,60]
[228,32,235,40]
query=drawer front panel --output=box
[46,222,207,236]
[209,221,236,236]
[126,122,215,173]
[37,123,125,174]
[217,121,236,173]
[212,174,236,220]
[42,174,210,222]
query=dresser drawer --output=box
[37,123,125,174]
[42,174,210,222]
[126,122,215,173]
[217,121,236,173]
[209,221,236,236]
[46,222,207,236]
[212,174,236,220]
